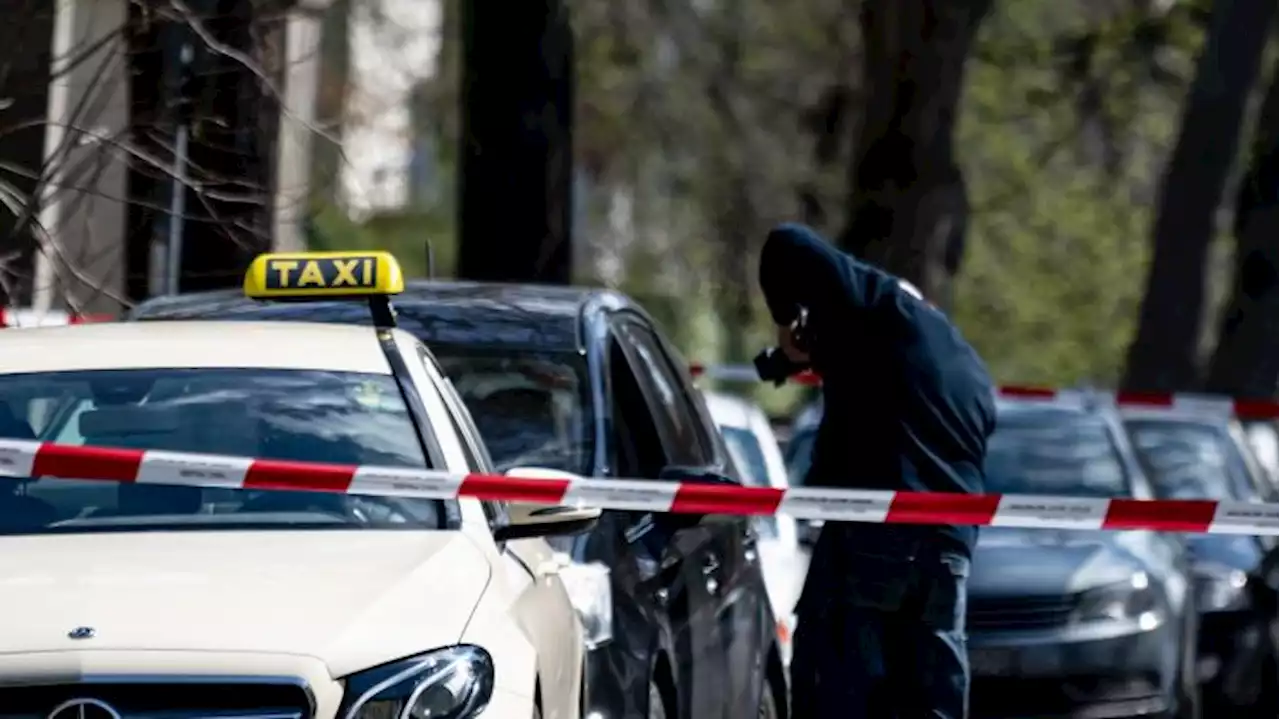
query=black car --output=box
[783,397,1200,719]
[1120,408,1279,711]
[130,281,787,719]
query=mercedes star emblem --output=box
[67,626,96,640]
[46,697,123,719]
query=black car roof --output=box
[130,280,630,352]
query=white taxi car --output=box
[0,252,598,719]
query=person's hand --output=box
[778,322,810,364]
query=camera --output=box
[753,308,812,386]
[753,347,808,386]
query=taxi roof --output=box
[0,321,395,375]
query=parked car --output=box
[130,281,788,719]
[1120,407,1279,710]
[969,399,1201,719]
[0,253,594,719]
[701,390,808,666]
[787,393,1202,718]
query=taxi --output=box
[0,252,598,719]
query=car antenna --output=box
[425,239,436,279]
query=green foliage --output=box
[951,0,1205,388]
[342,0,1230,410]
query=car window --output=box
[720,435,779,539]
[721,426,770,489]
[608,338,670,478]
[1230,423,1278,500]
[418,348,491,473]
[0,368,444,534]
[984,411,1129,498]
[1126,419,1256,501]
[785,427,816,486]
[614,321,708,466]
[432,350,591,475]
[415,347,511,527]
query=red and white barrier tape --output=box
[0,308,112,328]
[2,439,1275,536]
[687,364,1280,420]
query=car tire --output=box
[648,678,669,719]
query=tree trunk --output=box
[1120,0,1275,393]
[1203,71,1278,398]
[836,0,989,308]
[715,175,757,362]
[457,0,574,284]
[125,0,278,301]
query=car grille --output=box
[0,680,312,719]
[967,593,1078,632]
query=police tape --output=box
[0,308,112,328]
[2,439,1276,536]
[687,364,1280,420]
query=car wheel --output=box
[648,678,668,719]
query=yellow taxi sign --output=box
[243,251,404,299]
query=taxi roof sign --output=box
[243,251,404,300]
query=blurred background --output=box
[0,0,1275,414]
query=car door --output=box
[637,321,772,716]
[613,315,766,718]
[604,320,727,719]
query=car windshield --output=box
[432,350,592,475]
[0,368,444,534]
[1124,419,1249,500]
[984,411,1129,497]
[785,427,816,487]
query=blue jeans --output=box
[790,545,971,719]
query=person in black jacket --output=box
[758,223,996,719]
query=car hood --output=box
[0,530,492,677]
[971,527,1145,597]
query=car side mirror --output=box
[495,467,602,542]
[653,465,739,530]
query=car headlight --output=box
[339,645,494,719]
[1073,572,1164,628]
[558,558,614,649]
[1192,560,1249,612]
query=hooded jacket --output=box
[759,223,996,558]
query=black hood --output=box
[970,527,1147,598]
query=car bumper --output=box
[969,618,1179,719]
